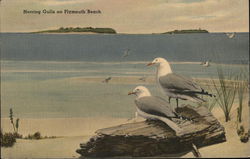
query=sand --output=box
[1,98,249,158]
[1,117,128,137]
[183,100,250,158]
[1,117,128,158]
[70,76,227,87]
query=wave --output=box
[1,60,248,67]
[1,69,103,73]
[0,60,211,65]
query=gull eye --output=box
[136,89,139,91]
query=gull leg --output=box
[176,98,179,108]
[169,97,171,103]
[127,111,138,123]
[135,111,138,119]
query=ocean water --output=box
[0,33,249,119]
[1,33,249,63]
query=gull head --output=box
[128,86,151,98]
[147,57,168,66]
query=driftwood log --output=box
[76,105,226,157]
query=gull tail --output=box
[186,95,206,103]
[173,114,193,122]
[200,89,216,97]
[158,116,184,136]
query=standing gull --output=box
[202,60,210,67]
[147,57,214,107]
[128,86,184,136]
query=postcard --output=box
[0,0,249,158]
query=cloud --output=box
[0,0,248,33]
[38,0,94,6]
[190,15,216,19]
[163,0,206,3]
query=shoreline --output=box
[1,59,248,66]
[1,31,249,34]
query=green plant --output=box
[33,132,41,140]
[237,125,245,136]
[240,133,249,143]
[212,66,237,122]
[9,108,16,132]
[8,108,20,134]
[25,132,42,140]
[0,130,17,147]
[16,118,20,133]
[236,67,249,123]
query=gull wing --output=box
[159,73,202,93]
[135,96,176,118]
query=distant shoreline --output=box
[1,32,249,35]
[33,27,117,34]
[162,29,209,34]
[32,27,209,34]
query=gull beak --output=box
[147,62,154,66]
[128,91,135,95]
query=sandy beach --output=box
[1,99,249,158]
[182,100,250,158]
[1,117,128,158]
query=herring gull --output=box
[147,57,214,107]
[128,86,184,136]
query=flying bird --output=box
[147,57,214,108]
[102,77,112,83]
[128,86,184,136]
[138,76,147,82]
[122,49,130,58]
[225,32,236,39]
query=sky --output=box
[0,0,249,33]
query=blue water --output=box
[0,33,249,118]
[1,33,249,64]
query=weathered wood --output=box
[191,143,201,157]
[76,105,226,157]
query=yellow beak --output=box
[147,62,154,66]
[128,91,135,95]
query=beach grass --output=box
[211,65,238,122]
[236,66,249,123]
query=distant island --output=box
[34,27,117,34]
[163,29,209,34]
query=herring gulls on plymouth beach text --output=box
[128,86,184,136]
[147,57,214,108]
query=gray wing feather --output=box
[159,73,202,92]
[135,96,176,118]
